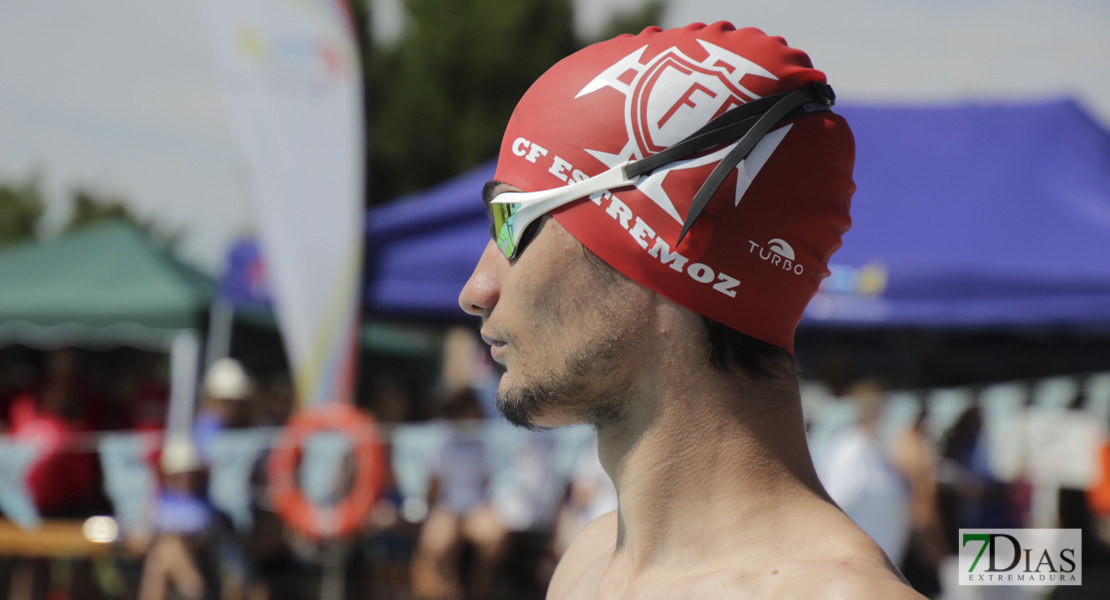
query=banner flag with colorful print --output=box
[199,0,364,405]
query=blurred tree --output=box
[64,186,180,246]
[65,187,144,232]
[0,175,46,248]
[356,0,665,205]
[0,178,176,248]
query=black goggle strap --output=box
[624,82,835,247]
[676,84,832,245]
[625,92,786,178]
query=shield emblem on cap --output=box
[629,49,756,156]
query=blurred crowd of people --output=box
[810,377,1110,599]
[0,338,617,600]
[1,335,1109,600]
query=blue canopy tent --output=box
[362,162,495,319]
[220,161,494,320]
[811,98,1110,327]
[221,98,1110,329]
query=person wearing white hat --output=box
[192,358,255,465]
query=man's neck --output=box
[594,363,829,575]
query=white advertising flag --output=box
[200,0,364,405]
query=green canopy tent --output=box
[0,220,215,433]
[0,220,213,342]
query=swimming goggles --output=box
[487,82,835,260]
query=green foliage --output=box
[64,186,180,246]
[363,0,665,204]
[0,175,46,248]
[66,187,145,233]
[0,177,174,248]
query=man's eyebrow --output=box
[482,179,506,209]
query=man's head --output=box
[460,22,855,428]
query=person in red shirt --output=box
[9,349,97,516]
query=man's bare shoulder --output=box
[546,510,618,600]
[666,550,925,600]
[764,554,927,600]
[545,508,926,600]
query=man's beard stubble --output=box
[495,330,632,432]
[495,241,639,431]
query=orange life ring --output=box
[267,402,385,539]
[1089,441,1110,516]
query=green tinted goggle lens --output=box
[491,201,521,258]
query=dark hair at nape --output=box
[701,316,793,380]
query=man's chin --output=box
[495,387,580,432]
[495,394,542,431]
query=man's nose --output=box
[458,241,505,319]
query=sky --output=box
[1,0,1108,274]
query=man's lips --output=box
[481,332,507,363]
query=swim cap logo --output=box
[748,238,804,275]
[575,41,790,225]
[767,238,795,260]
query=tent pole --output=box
[166,331,201,438]
[203,297,235,372]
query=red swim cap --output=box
[493,22,855,353]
